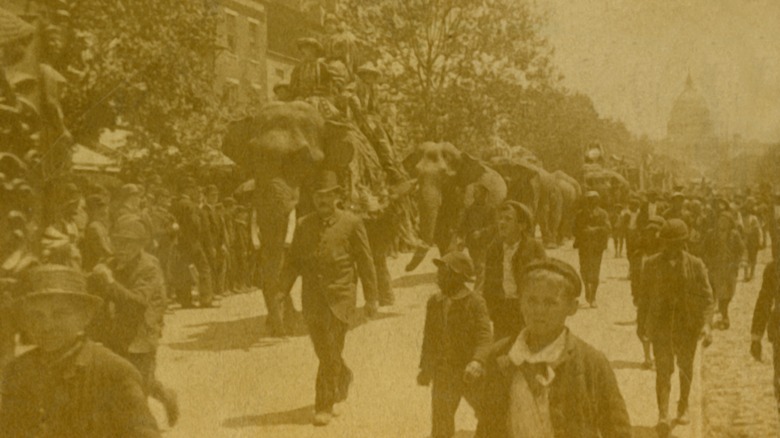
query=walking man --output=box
[751,257,780,417]
[573,191,611,308]
[276,170,378,426]
[642,219,713,437]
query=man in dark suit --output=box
[642,219,713,437]
[276,170,378,426]
[203,185,227,297]
[170,178,214,308]
[750,257,780,416]
[573,191,611,308]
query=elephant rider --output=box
[573,191,611,308]
[482,201,546,341]
[275,170,378,426]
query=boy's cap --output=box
[111,214,150,242]
[433,251,474,280]
[645,216,666,230]
[660,218,688,242]
[519,258,582,298]
[500,200,533,226]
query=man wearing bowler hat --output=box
[0,264,160,437]
[276,169,378,426]
[642,219,714,436]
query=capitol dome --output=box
[667,74,714,143]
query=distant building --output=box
[215,0,269,112]
[664,74,719,171]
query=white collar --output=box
[507,328,568,386]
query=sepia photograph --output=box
[1,0,779,436]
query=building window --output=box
[224,79,240,106]
[225,9,237,53]
[248,19,259,60]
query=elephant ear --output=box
[456,152,487,186]
[322,119,355,168]
[222,116,257,169]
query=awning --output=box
[72,144,120,173]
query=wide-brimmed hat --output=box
[671,192,685,200]
[433,251,474,280]
[16,264,103,311]
[585,190,600,199]
[296,37,324,56]
[499,200,534,226]
[313,170,342,194]
[659,218,689,242]
[519,258,582,298]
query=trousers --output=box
[653,335,699,416]
[431,365,478,438]
[307,309,352,412]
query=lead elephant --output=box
[403,142,506,272]
[553,170,582,244]
[582,163,631,211]
[488,156,563,248]
[223,101,409,333]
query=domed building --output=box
[665,74,718,171]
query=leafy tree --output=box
[58,0,224,179]
[339,0,555,151]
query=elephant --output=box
[582,163,631,212]
[223,101,409,333]
[553,170,582,244]
[488,156,563,248]
[403,142,507,272]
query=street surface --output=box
[148,244,777,437]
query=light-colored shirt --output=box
[507,328,567,438]
[502,241,520,299]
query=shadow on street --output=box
[167,311,404,352]
[392,272,436,289]
[221,405,314,428]
[611,359,650,371]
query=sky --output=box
[539,0,780,143]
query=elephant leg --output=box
[261,245,293,336]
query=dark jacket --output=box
[82,219,112,270]
[474,332,632,438]
[172,197,207,257]
[107,252,167,354]
[752,260,780,343]
[283,209,378,324]
[0,340,160,438]
[642,251,714,342]
[482,235,546,312]
[573,207,611,251]
[420,288,493,375]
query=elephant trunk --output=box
[405,182,442,272]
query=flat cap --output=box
[111,214,150,241]
[519,258,582,298]
[500,200,534,226]
[17,264,103,310]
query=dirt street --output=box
[149,244,773,437]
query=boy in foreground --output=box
[0,265,160,438]
[475,258,631,437]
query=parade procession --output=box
[2,1,780,437]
